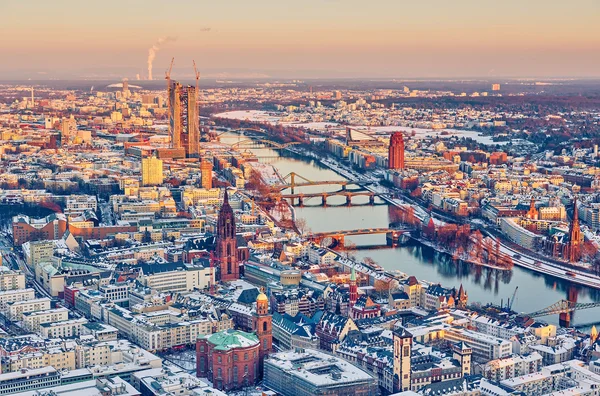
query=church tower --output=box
[526,197,538,219]
[254,292,272,365]
[349,267,358,306]
[568,196,582,263]
[393,327,412,393]
[216,189,238,281]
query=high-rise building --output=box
[216,189,238,281]
[122,78,130,98]
[141,156,163,186]
[200,160,213,189]
[492,83,501,91]
[168,79,200,158]
[61,117,77,145]
[388,132,405,170]
[568,196,582,263]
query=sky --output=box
[1,0,599,80]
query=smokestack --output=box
[147,36,177,80]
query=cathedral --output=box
[216,189,239,281]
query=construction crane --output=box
[506,286,518,312]
[192,60,201,140]
[165,57,175,120]
[165,57,174,82]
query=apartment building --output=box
[5,297,51,321]
[22,307,70,333]
[40,317,88,339]
[0,288,35,306]
[0,267,25,291]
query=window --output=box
[244,353,248,360]
[263,322,267,332]
[218,356,222,363]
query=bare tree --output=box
[296,217,311,236]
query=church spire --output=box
[223,187,229,204]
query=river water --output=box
[220,133,600,329]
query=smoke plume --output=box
[147,36,177,80]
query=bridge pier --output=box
[345,195,352,206]
[559,312,571,328]
[386,231,400,247]
[321,194,328,207]
[298,196,303,207]
[369,195,375,205]
[341,185,347,191]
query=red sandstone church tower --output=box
[216,189,239,281]
[388,132,405,170]
[349,267,358,306]
[568,196,582,263]
[254,292,272,366]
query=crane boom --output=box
[165,57,174,81]
[508,286,518,310]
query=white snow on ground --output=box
[214,110,505,145]
[498,242,600,289]
[250,162,283,185]
[214,110,280,123]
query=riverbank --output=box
[308,154,600,289]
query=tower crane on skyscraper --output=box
[165,57,175,126]
[165,57,174,82]
[193,60,202,141]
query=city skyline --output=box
[1,0,599,80]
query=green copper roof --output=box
[206,329,259,351]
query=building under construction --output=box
[168,79,200,158]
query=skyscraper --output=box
[122,78,130,98]
[200,160,213,189]
[388,132,405,170]
[216,189,238,281]
[141,156,164,186]
[168,79,199,158]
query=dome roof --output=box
[256,292,268,303]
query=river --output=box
[219,132,600,329]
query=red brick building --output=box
[196,329,261,392]
[12,213,67,246]
[388,132,405,170]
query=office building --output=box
[388,132,405,170]
[61,117,77,144]
[264,348,378,396]
[141,156,164,187]
[200,160,213,189]
[168,79,200,158]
